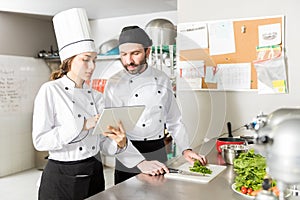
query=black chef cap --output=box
[119,26,152,47]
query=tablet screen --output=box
[92,105,145,135]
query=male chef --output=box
[104,25,207,184]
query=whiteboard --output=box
[0,55,50,113]
[0,55,50,176]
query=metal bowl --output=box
[220,144,248,165]
[99,39,119,55]
[145,18,176,45]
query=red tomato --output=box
[241,186,248,194]
[247,188,253,195]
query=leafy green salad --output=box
[233,149,269,194]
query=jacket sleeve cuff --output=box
[115,140,145,168]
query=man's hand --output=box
[183,149,207,165]
[103,121,127,148]
[137,160,169,176]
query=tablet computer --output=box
[92,105,145,135]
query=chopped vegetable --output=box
[189,160,212,175]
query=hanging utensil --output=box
[227,122,233,137]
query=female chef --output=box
[32,8,126,200]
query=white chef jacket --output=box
[32,75,119,162]
[104,66,191,167]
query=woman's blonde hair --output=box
[50,56,75,80]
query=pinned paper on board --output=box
[216,63,251,90]
[258,23,281,47]
[177,60,204,90]
[208,20,236,56]
[254,56,287,94]
[255,45,282,61]
[177,22,208,50]
[205,66,217,83]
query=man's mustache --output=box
[125,63,138,67]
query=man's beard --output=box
[124,59,147,75]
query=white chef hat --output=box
[52,8,96,61]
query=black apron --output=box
[38,156,105,200]
[114,138,167,184]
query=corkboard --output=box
[179,16,284,89]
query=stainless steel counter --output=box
[87,141,256,200]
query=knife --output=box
[168,168,209,177]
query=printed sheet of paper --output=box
[258,23,281,47]
[216,63,251,90]
[205,66,217,83]
[177,22,208,50]
[177,60,204,90]
[208,20,236,56]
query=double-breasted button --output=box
[130,80,133,83]
[142,124,146,127]
[92,146,95,150]
[135,94,138,97]
[158,90,161,94]
[88,90,91,93]
[78,114,81,118]
[90,102,94,105]
[79,147,83,151]
[72,101,75,103]
[154,77,158,80]
[65,87,69,90]
[159,135,162,138]
[159,106,162,109]
[159,120,162,123]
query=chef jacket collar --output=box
[124,63,153,79]
[62,75,91,90]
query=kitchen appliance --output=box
[247,108,300,200]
